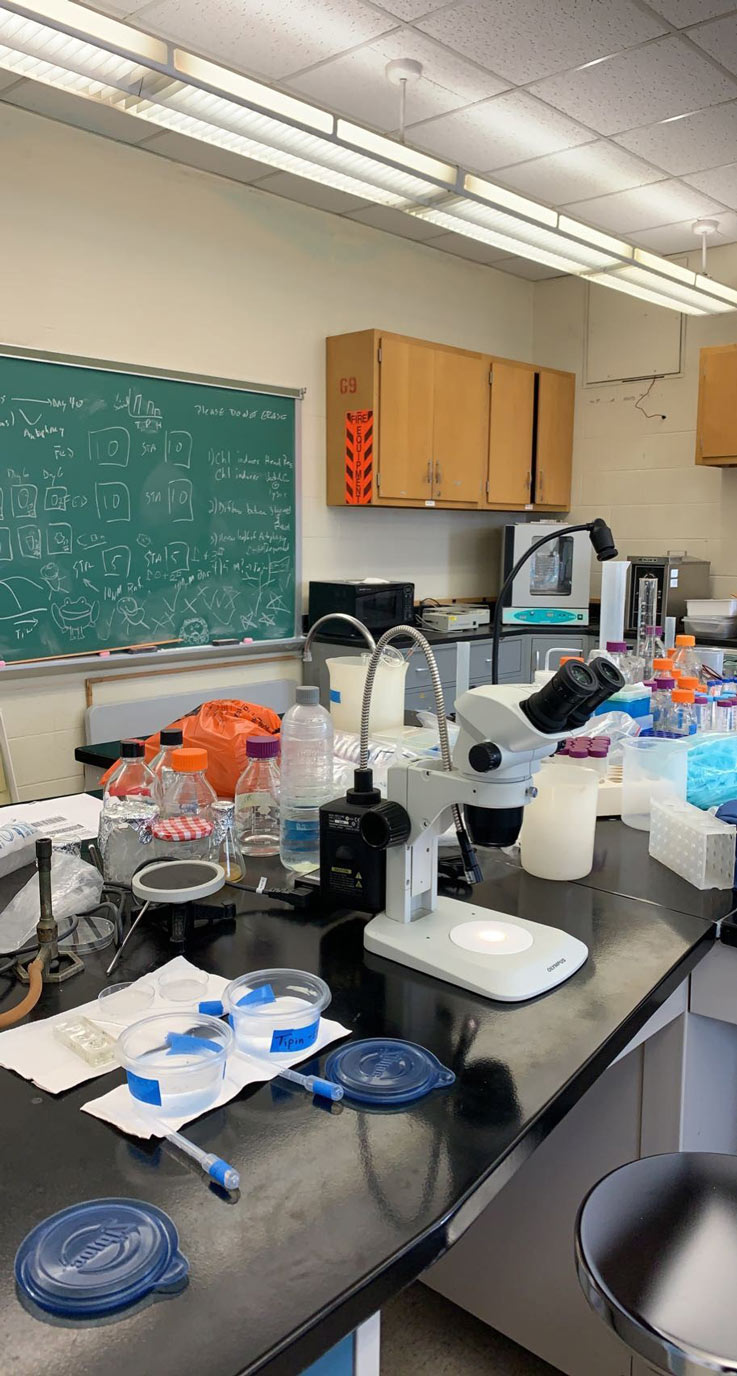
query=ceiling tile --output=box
[644,1,737,24]
[495,141,664,206]
[615,101,737,175]
[564,179,727,232]
[286,29,506,129]
[684,162,737,208]
[529,35,737,135]
[0,81,158,144]
[131,0,395,80]
[252,169,371,213]
[490,255,564,279]
[344,204,449,240]
[142,129,274,183]
[408,90,593,172]
[689,12,737,73]
[417,0,665,86]
[633,211,737,251]
[424,231,511,264]
[368,0,452,17]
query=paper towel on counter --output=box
[0,956,228,1094]
[82,1016,351,1139]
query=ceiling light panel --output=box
[464,172,557,226]
[588,265,733,314]
[440,197,622,269]
[695,274,737,307]
[408,206,609,275]
[0,8,148,87]
[338,118,457,186]
[174,49,333,133]
[7,0,166,61]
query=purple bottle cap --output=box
[246,736,280,759]
[590,740,609,756]
[569,742,589,757]
[656,678,675,690]
[606,641,628,652]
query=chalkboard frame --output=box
[0,344,305,666]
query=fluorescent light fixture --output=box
[408,206,608,275]
[337,118,456,187]
[174,49,333,133]
[6,0,165,60]
[587,266,732,315]
[464,173,557,227]
[695,274,737,308]
[0,10,148,91]
[417,198,622,270]
[558,216,633,259]
[634,248,694,283]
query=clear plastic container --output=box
[97,980,155,1025]
[636,578,659,673]
[519,764,599,880]
[649,796,736,890]
[163,748,216,823]
[715,697,737,733]
[157,966,209,1005]
[673,634,702,679]
[602,641,645,685]
[117,1011,233,1115]
[621,737,689,831]
[327,647,407,734]
[235,737,280,857]
[148,727,184,796]
[211,799,245,881]
[651,678,675,735]
[280,686,334,874]
[218,967,331,1061]
[665,689,697,738]
[98,740,160,885]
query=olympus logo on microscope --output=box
[547,958,566,973]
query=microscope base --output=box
[364,897,588,1002]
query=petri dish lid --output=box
[15,1198,189,1318]
[59,914,115,954]
[324,1038,454,1106]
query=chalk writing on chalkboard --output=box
[0,353,298,662]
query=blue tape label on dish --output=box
[270,1019,319,1055]
[127,1071,162,1106]
[330,689,341,703]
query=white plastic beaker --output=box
[327,649,408,733]
[520,764,599,880]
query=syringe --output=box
[156,1122,240,1191]
[270,1064,343,1102]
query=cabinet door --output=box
[697,346,737,463]
[535,369,575,508]
[487,361,534,506]
[377,336,434,501]
[432,349,489,505]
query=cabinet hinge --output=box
[377,346,383,363]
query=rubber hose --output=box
[0,956,44,1028]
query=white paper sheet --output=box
[0,793,103,848]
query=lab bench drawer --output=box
[403,643,457,690]
[529,634,586,675]
[469,635,531,685]
[406,684,456,716]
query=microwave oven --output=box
[308,581,415,637]
[500,522,592,626]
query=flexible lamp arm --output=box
[491,519,618,684]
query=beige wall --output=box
[534,243,737,599]
[0,104,534,797]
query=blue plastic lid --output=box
[324,1038,455,1106]
[15,1198,189,1317]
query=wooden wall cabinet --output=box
[696,344,737,465]
[326,329,575,512]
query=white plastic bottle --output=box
[99,740,160,884]
[279,685,334,873]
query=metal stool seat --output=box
[577,1153,737,1375]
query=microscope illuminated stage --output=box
[360,663,622,1002]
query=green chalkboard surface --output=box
[0,350,299,663]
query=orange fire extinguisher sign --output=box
[345,409,374,505]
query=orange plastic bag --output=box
[100,699,281,799]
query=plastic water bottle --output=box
[99,740,160,884]
[280,685,334,873]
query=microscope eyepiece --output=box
[566,656,626,728]
[520,660,599,734]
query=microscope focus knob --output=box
[359,801,412,851]
[468,742,502,773]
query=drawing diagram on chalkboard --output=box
[103,546,131,579]
[166,431,192,468]
[46,524,73,556]
[12,484,37,519]
[166,542,190,576]
[40,563,68,594]
[51,595,100,640]
[168,478,193,522]
[178,615,209,645]
[118,596,149,633]
[44,485,69,512]
[90,427,130,468]
[114,389,162,433]
[0,530,11,561]
[0,576,46,641]
[95,481,130,524]
[17,525,41,560]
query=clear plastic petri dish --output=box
[96,981,156,1026]
[157,967,209,1005]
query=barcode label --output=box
[34,816,67,828]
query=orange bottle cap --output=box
[672,689,695,704]
[679,677,700,689]
[560,656,584,664]
[676,634,695,646]
[653,658,672,671]
[671,667,683,679]
[172,747,208,773]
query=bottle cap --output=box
[121,740,144,759]
[295,685,319,705]
[560,655,584,664]
[172,747,208,773]
[14,1198,188,1317]
[653,659,672,671]
[679,677,700,690]
[606,641,628,652]
[656,678,675,690]
[672,689,695,703]
[246,736,280,759]
[159,728,183,747]
[695,694,708,703]
[676,634,695,646]
[324,1038,455,1106]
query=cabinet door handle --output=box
[426,461,432,485]
[538,468,544,499]
[526,471,532,493]
[434,463,442,485]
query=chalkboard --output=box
[0,349,300,663]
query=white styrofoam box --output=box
[687,599,737,618]
[649,796,736,890]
